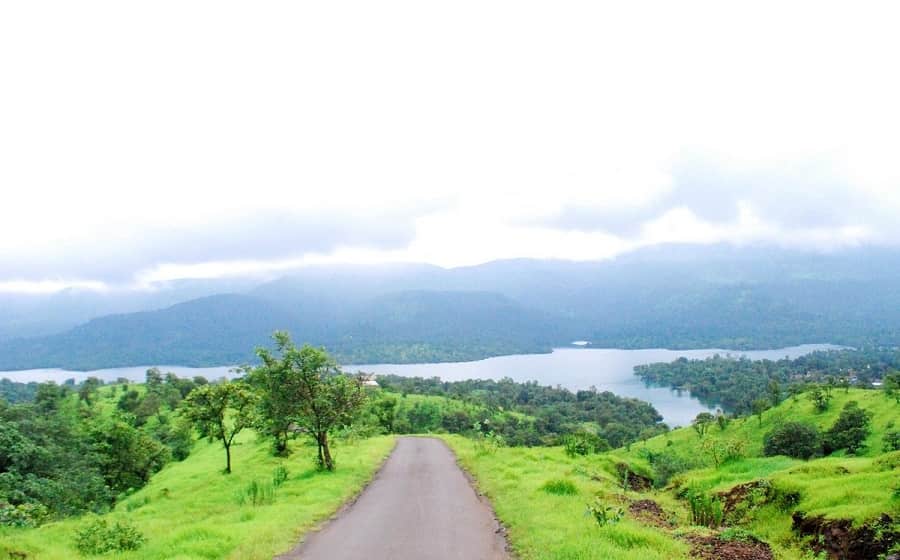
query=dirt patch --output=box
[615,463,652,492]
[792,512,899,560]
[628,499,674,528]
[685,534,774,560]
[719,481,768,517]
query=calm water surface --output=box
[0,344,841,427]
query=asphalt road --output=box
[278,437,510,560]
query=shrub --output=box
[74,518,145,555]
[824,401,872,455]
[0,502,49,528]
[763,422,821,460]
[883,430,900,453]
[701,438,748,467]
[586,498,623,526]
[540,479,578,496]
[642,449,701,487]
[563,432,610,457]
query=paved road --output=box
[278,437,509,560]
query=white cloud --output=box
[1,0,899,291]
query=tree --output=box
[767,379,781,407]
[182,381,256,473]
[808,384,831,412]
[371,394,398,434]
[825,400,871,455]
[692,412,715,438]
[254,332,366,471]
[763,422,821,459]
[884,371,900,404]
[751,398,769,426]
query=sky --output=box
[1,1,899,293]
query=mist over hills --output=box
[2,244,900,370]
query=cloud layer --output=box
[1,1,899,291]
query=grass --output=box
[0,432,395,560]
[442,435,691,560]
[443,388,900,560]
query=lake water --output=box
[0,344,841,427]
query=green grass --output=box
[0,433,395,560]
[443,435,691,560]
[443,389,900,560]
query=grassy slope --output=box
[446,389,899,560]
[444,435,691,560]
[1,432,395,560]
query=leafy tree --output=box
[808,385,832,412]
[767,379,781,406]
[692,412,715,438]
[182,381,256,473]
[88,419,169,493]
[885,371,900,404]
[763,421,821,459]
[751,398,769,425]
[371,394,398,433]
[254,332,366,471]
[824,400,872,455]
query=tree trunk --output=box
[316,434,325,470]
[321,431,334,471]
[224,441,232,474]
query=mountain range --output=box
[2,244,900,370]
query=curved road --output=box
[278,437,509,560]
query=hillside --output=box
[0,291,561,370]
[445,388,899,560]
[4,245,900,369]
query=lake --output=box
[0,343,841,427]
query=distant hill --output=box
[3,244,900,370]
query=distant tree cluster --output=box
[634,348,899,414]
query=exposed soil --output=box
[616,462,653,491]
[719,480,768,517]
[792,512,899,560]
[686,534,774,560]
[629,499,674,528]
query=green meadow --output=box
[1,433,395,560]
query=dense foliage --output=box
[375,374,666,447]
[634,348,899,413]
[763,422,822,459]
[0,373,198,526]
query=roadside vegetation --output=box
[446,387,899,560]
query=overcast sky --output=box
[2,1,899,293]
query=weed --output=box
[272,465,289,488]
[540,479,578,496]
[585,498,624,527]
[74,517,145,555]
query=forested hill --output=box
[3,245,900,369]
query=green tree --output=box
[751,398,769,426]
[808,384,831,412]
[182,381,256,473]
[372,393,398,433]
[254,332,366,471]
[763,421,821,459]
[884,371,900,404]
[692,412,715,438]
[767,379,781,406]
[824,400,871,455]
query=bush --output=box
[763,422,821,460]
[824,401,872,455]
[74,518,145,555]
[540,479,578,495]
[563,432,610,457]
[642,449,701,487]
[883,430,900,452]
[0,502,49,528]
